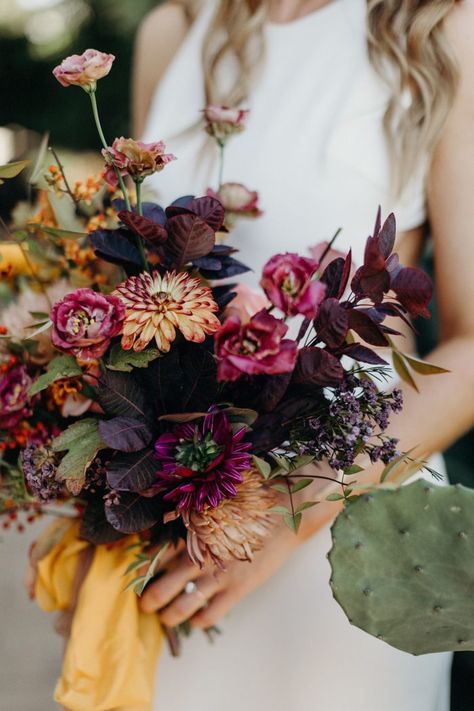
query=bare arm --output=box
[132,2,190,138]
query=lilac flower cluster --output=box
[21,443,62,503]
[292,377,403,472]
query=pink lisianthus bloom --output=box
[260,252,326,319]
[0,365,35,429]
[225,284,270,323]
[50,288,125,362]
[53,49,115,90]
[215,309,298,382]
[207,183,262,225]
[102,137,176,187]
[203,105,249,143]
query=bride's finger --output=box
[140,552,204,613]
[158,574,223,628]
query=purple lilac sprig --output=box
[290,376,403,472]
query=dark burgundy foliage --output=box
[99,416,153,453]
[165,212,216,266]
[105,492,163,534]
[315,299,349,348]
[89,228,142,273]
[294,347,344,387]
[80,498,127,545]
[106,448,158,492]
[391,267,433,319]
[348,310,388,347]
[118,211,168,245]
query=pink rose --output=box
[260,253,326,319]
[102,137,176,187]
[207,183,262,225]
[50,288,125,362]
[53,49,115,89]
[215,309,298,382]
[0,365,35,429]
[203,105,249,143]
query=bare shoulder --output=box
[132,2,192,135]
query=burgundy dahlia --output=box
[154,409,252,512]
[0,365,35,429]
[260,252,326,319]
[215,309,298,383]
[50,288,125,362]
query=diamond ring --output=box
[184,581,207,605]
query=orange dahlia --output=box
[115,270,221,353]
[182,468,275,568]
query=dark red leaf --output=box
[315,298,349,348]
[376,302,416,332]
[294,347,344,386]
[105,492,161,533]
[320,258,345,299]
[378,213,396,258]
[188,196,225,231]
[348,310,389,347]
[99,416,152,453]
[106,448,158,492]
[337,249,352,298]
[89,229,142,273]
[351,266,390,303]
[118,211,168,245]
[391,267,433,319]
[342,343,388,365]
[165,213,215,266]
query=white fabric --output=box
[144,1,451,709]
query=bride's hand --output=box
[139,464,344,629]
[139,518,301,629]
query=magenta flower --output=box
[50,288,125,362]
[215,309,298,383]
[0,365,35,429]
[102,137,176,187]
[154,409,252,512]
[53,49,115,90]
[260,252,326,319]
[203,105,249,143]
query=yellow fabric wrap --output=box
[35,520,163,711]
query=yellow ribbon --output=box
[35,520,163,711]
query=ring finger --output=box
[159,574,223,628]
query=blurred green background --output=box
[0,0,158,155]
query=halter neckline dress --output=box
[143,2,451,709]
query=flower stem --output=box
[135,179,143,216]
[218,141,225,190]
[88,90,132,213]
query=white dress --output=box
[143,1,452,709]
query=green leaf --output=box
[29,132,50,185]
[271,483,289,494]
[252,455,272,479]
[106,343,161,372]
[270,454,290,472]
[29,355,82,396]
[42,227,88,241]
[123,575,146,594]
[284,512,302,533]
[269,505,291,515]
[403,354,450,376]
[27,320,53,340]
[290,478,313,494]
[135,543,170,596]
[392,350,419,392]
[295,501,318,514]
[344,464,364,476]
[0,160,30,184]
[52,419,105,495]
[29,311,50,321]
[326,493,345,502]
[380,446,418,483]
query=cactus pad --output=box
[329,480,474,655]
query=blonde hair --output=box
[174,0,459,189]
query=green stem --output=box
[135,179,143,216]
[89,90,132,213]
[218,141,225,190]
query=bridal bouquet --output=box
[0,49,448,709]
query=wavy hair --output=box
[174,0,459,190]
